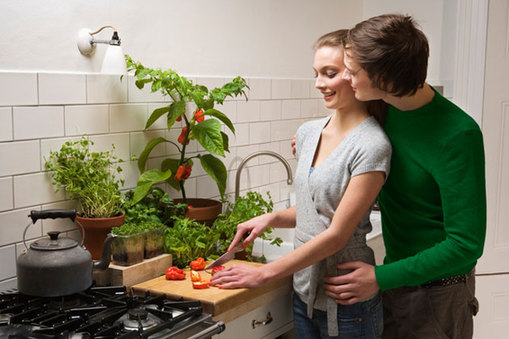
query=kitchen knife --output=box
[205,242,244,269]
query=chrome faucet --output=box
[235,151,293,199]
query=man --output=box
[323,14,486,338]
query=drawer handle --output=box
[252,312,273,329]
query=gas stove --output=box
[0,285,224,338]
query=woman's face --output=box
[313,46,355,110]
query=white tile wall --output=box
[65,105,109,136]
[0,177,13,212]
[13,172,66,208]
[0,107,13,141]
[13,106,64,140]
[38,73,87,105]
[0,72,38,106]
[0,71,331,291]
[0,140,40,176]
[87,74,127,103]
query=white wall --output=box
[0,0,362,78]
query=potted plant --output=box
[212,191,282,262]
[125,55,249,224]
[110,222,145,266]
[122,187,187,227]
[164,216,221,268]
[45,136,125,259]
[140,220,166,259]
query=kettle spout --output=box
[93,233,114,271]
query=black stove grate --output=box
[0,285,223,338]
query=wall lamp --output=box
[77,25,127,74]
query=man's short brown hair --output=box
[346,14,429,97]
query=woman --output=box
[210,29,391,338]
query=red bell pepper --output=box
[190,257,206,271]
[165,266,186,280]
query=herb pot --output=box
[111,232,144,266]
[175,198,222,226]
[144,228,164,259]
[16,209,113,297]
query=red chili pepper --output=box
[165,266,185,280]
[176,115,182,122]
[177,127,189,145]
[175,165,192,181]
[194,109,204,123]
[190,257,206,271]
[211,265,226,275]
[192,281,210,289]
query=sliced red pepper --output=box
[192,280,210,289]
[190,257,206,271]
[211,265,226,275]
[191,270,202,282]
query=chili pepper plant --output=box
[125,55,249,205]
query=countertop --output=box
[131,259,293,323]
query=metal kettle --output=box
[16,209,113,297]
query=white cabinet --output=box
[214,293,294,339]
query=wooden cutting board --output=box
[131,259,292,323]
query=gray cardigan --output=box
[293,115,391,336]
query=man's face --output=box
[342,49,387,101]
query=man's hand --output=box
[323,261,379,305]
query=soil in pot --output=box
[111,233,144,266]
[175,198,222,226]
[76,213,125,260]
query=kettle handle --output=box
[30,209,77,223]
[23,209,81,250]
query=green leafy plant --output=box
[164,216,221,267]
[213,191,283,262]
[125,55,249,205]
[122,187,187,226]
[45,136,124,218]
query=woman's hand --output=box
[210,264,268,289]
[228,213,275,251]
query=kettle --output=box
[16,209,114,297]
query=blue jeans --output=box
[293,293,383,339]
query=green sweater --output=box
[375,88,486,291]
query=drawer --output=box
[214,293,294,339]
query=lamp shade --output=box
[100,45,127,74]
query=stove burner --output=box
[123,307,156,331]
[0,286,225,338]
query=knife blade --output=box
[205,242,244,269]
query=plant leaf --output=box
[135,78,151,89]
[132,169,173,205]
[167,100,186,129]
[138,137,168,173]
[146,106,170,129]
[221,132,230,153]
[204,108,235,133]
[200,154,227,197]
[192,119,224,156]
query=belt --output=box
[421,273,467,288]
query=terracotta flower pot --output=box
[175,198,222,226]
[76,213,125,260]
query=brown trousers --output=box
[381,271,478,339]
